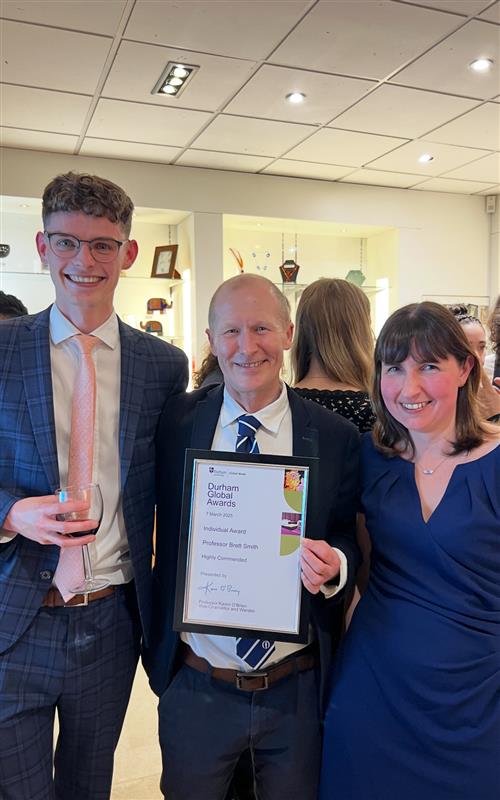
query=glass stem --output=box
[82,545,93,583]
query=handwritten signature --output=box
[198,580,241,597]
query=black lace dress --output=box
[293,388,375,433]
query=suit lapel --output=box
[118,321,147,487]
[191,385,224,449]
[20,309,59,490]
[287,386,319,458]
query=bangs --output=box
[376,303,467,366]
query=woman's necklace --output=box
[416,455,449,475]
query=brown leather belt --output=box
[41,586,116,608]
[181,643,316,691]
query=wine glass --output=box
[56,483,109,594]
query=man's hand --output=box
[300,538,340,594]
[3,496,97,547]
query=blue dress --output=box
[320,435,500,800]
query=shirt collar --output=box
[220,382,289,435]
[49,303,119,349]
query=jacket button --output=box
[39,570,53,581]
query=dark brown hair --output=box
[42,172,134,237]
[291,278,373,391]
[372,301,488,457]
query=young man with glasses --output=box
[0,172,188,799]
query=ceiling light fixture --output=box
[286,92,306,104]
[152,61,199,98]
[418,153,434,163]
[469,57,494,73]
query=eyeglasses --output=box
[44,231,127,263]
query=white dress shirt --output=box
[183,383,347,671]
[49,304,132,585]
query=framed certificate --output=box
[173,449,318,643]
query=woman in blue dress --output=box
[320,301,500,800]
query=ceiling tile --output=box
[398,0,491,14]
[177,150,273,171]
[0,127,78,153]
[474,184,500,194]
[225,65,375,125]
[424,102,500,150]
[0,85,92,133]
[0,0,127,34]
[479,2,500,23]
[338,168,424,188]
[262,160,354,180]
[124,0,309,59]
[412,177,497,192]
[103,42,256,112]
[270,0,462,80]
[191,115,314,157]
[393,21,500,100]
[368,139,491,173]
[331,85,476,138]
[80,139,181,163]
[86,99,212,146]
[442,151,500,181]
[286,128,407,167]
[0,20,112,94]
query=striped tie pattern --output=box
[54,334,98,601]
[234,414,276,668]
[235,414,261,454]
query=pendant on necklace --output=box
[422,467,434,475]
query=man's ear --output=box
[120,239,139,272]
[283,321,294,351]
[36,231,48,264]
[206,327,217,355]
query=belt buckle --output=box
[236,670,269,691]
[67,593,89,607]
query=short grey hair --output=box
[208,274,291,329]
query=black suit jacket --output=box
[146,384,360,713]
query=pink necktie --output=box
[54,334,99,600]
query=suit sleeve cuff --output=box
[320,547,347,599]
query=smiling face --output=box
[380,352,473,440]
[207,277,293,412]
[36,211,138,331]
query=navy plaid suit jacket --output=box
[0,306,188,653]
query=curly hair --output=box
[42,172,134,236]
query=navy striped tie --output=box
[234,414,276,668]
[235,414,261,454]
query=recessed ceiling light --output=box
[152,61,199,97]
[173,66,189,78]
[286,92,306,104]
[418,153,434,164]
[469,57,494,73]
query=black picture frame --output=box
[173,448,318,643]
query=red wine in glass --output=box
[56,484,109,594]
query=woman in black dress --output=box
[292,278,375,432]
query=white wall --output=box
[0,147,492,359]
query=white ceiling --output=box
[0,0,499,196]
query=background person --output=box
[146,273,360,800]
[0,289,28,319]
[292,278,375,433]
[320,301,500,800]
[448,303,500,423]
[0,172,188,800]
